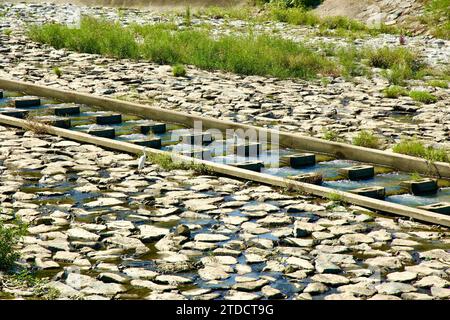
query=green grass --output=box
[28,17,338,80]
[335,46,367,77]
[410,172,422,181]
[172,64,187,77]
[393,137,449,162]
[322,129,340,141]
[409,90,438,104]
[352,130,381,149]
[0,218,26,272]
[427,80,448,89]
[148,153,213,175]
[364,47,427,85]
[52,66,62,78]
[383,85,408,98]
[422,0,450,39]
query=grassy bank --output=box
[28,17,339,79]
[28,16,436,83]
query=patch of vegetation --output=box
[410,172,422,181]
[393,137,449,162]
[427,80,448,89]
[148,153,213,175]
[172,64,187,77]
[0,218,26,271]
[335,46,367,77]
[409,90,438,104]
[383,85,408,98]
[183,6,192,27]
[52,66,62,78]
[322,129,340,142]
[422,0,450,39]
[365,47,426,85]
[352,130,381,149]
[24,113,51,134]
[3,29,12,36]
[10,270,60,299]
[326,192,344,208]
[256,0,323,9]
[28,17,338,80]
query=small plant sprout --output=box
[53,66,62,78]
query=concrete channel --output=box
[1,78,450,227]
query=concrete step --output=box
[281,153,316,168]
[418,202,450,215]
[230,161,264,172]
[13,96,41,108]
[400,178,438,195]
[350,186,385,199]
[339,165,375,180]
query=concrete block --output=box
[229,161,264,172]
[139,122,166,134]
[288,173,323,185]
[180,148,212,160]
[52,104,80,116]
[37,116,71,129]
[96,114,122,125]
[350,186,385,199]
[281,153,316,168]
[400,178,438,195]
[132,138,162,149]
[418,202,450,215]
[233,142,262,157]
[0,109,29,119]
[13,96,41,108]
[179,132,213,145]
[339,165,374,180]
[86,128,115,139]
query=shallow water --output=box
[3,90,450,212]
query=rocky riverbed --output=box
[0,125,449,300]
[0,2,449,300]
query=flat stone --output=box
[285,257,314,270]
[414,276,449,288]
[375,282,417,295]
[293,220,325,237]
[311,274,350,286]
[155,275,193,284]
[85,198,124,208]
[261,285,284,299]
[198,265,230,281]
[337,282,377,297]
[194,233,230,242]
[386,271,417,282]
[304,282,328,294]
[365,256,402,269]
[224,290,261,300]
[98,273,129,284]
[67,228,100,242]
[138,225,170,242]
[401,292,433,300]
[339,233,374,245]
[431,286,450,299]
[123,268,158,280]
[232,279,269,292]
